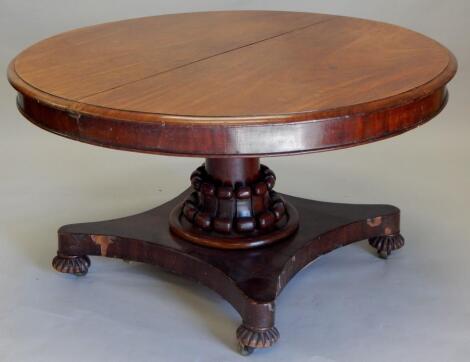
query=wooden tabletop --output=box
[8,11,457,156]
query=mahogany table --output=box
[8,11,456,355]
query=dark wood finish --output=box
[52,254,90,275]
[8,11,456,156]
[53,189,403,353]
[169,160,299,249]
[7,10,456,355]
[369,234,405,259]
[205,158,260,185]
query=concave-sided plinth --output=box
[9,9,456,357]
[170,158,299,249]
[52,161,404,355]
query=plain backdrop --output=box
[1,1,469,361]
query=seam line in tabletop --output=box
[11,55,454,125]
[74,17,335,102]
[9,17,456,125]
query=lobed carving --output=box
[236,324,280,350]
[183,164,286,234]
[369,233,405,259]
[52,254,90,275]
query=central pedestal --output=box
[52,161,405,355]
[169,158,299,249]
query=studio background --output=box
[1,1,469,361]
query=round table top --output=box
[8,11,456,157]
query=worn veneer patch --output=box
[91,234,114,256]
[367,217,394,235]
[367,216,383,227]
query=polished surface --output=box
[2,1,467,359]
[57,190,400,303]
[8,11,457,156]
[9,11,455,119]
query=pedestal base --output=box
[53,189,403,354]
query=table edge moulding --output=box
[7,10,457,355]
[7,11,457,157]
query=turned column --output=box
[205,158,261,186]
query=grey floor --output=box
[1,1,469,361]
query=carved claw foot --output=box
[52,254,91,276]
[369,233,405,259]
[236,324,280,355]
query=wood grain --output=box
[79,16,453,116]
[8,11,457,156]
[54,189,402,351]
[12,11,325,99]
